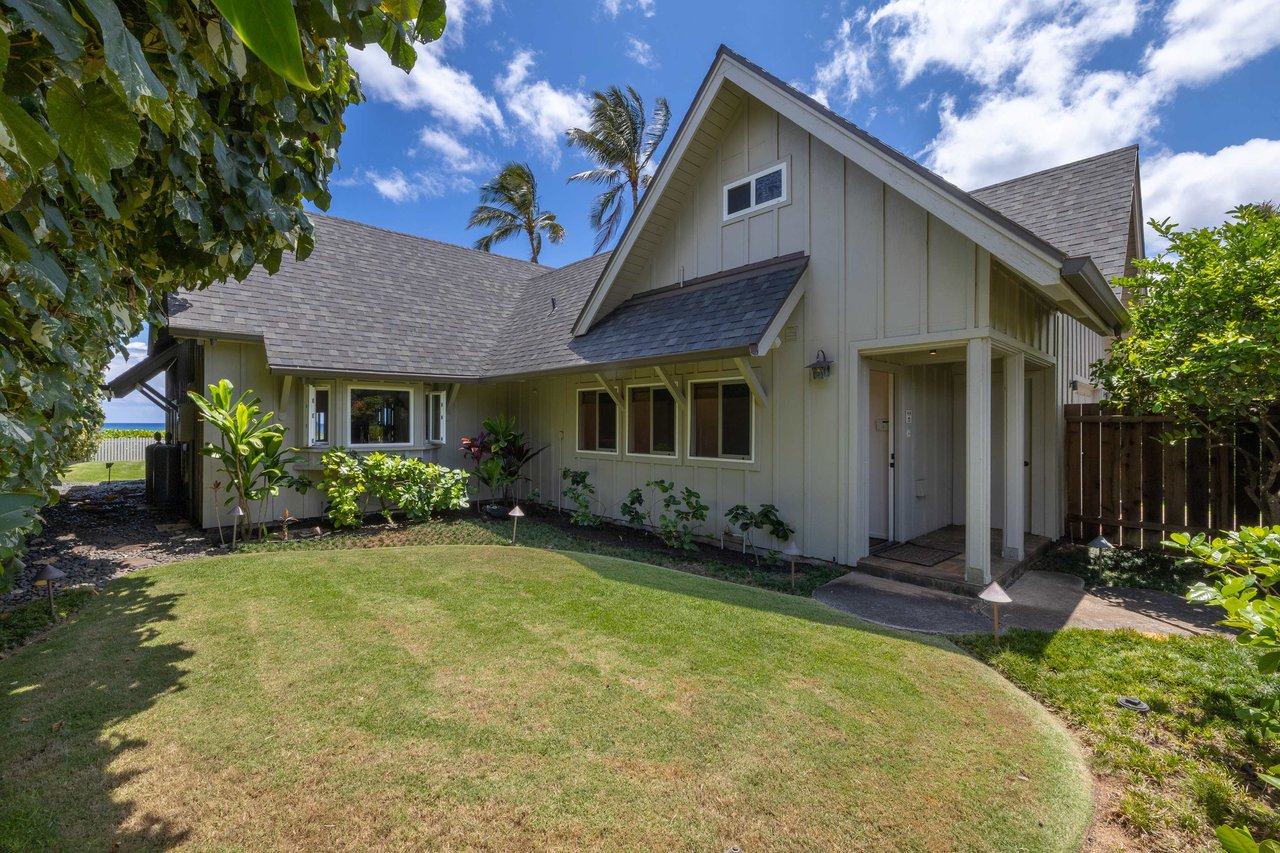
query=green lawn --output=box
[956,629,1280,850]
[60,460,144,483]
[0,546,1091,851]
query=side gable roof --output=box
[572,45,1128,337]
[972,146,1143,282]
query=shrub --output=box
[460,415,545,503]
[561,468,599,526]
[725,503,795,565]
[321,450,470,528]
[625,480,709,550]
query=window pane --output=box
[428,394,443,442]
[755,169,783,204]
[598,392,618,451]
[313,388,329,444]
[350,388,410,445]
[579,391,598,451]
[721,382,751,458]
[726,181,751,215]
[691,383,719,457]
[629,386,651,454]
[652,387,676,454]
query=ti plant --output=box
[725,504,795,566]
[189,379,310,543]
[460,416,545,504]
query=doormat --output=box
[876,543,960,567]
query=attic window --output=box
[723,161,788,220]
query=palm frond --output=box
[472,222,522,253]
[566,167,625,186]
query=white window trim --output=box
[347,383,416,449]
[426,390,447,444]
[575,387,620,455]
[686,378,755,463]
[722,160,788,221]
[306,382,331,448]
[624,382,679,459]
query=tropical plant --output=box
[320,448,469,528]
[466,162,564,263]
[561,468,599,526]
[189,380,310,541]
[566,85,670,251]
[623,479,708,550]
[1177,526,1280,851]
[1094,205,1280,523]
[0,0,439,581]
[725,503,795,565]
[459,416,544,503]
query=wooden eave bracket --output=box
[733,357,769,408]
[653,365,685,407]
[593,373,623,407]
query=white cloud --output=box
[1143,138,1280,247]
[811,15,875,106]
[351,42,504,134]
[626,36,657,68]
[601,0,655,17]
[495,50,592,165]
[103,341,163,424]
[417,127,494,173]
[809,0,1280,189]
[440,0,494,45]
[367,168,472,203]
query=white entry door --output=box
[869,370,894,541]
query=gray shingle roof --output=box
[971,146,1139,282]
[167,214,546,380]
[167,215,807,380]
[487,254,807,375]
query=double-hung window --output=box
[426,391,446,443]
[349,386,412,446]
[689,380,752,460]
[577,389,618,452]
[723,161,787,220]
[628,386,676,456]
[306,384,330,447]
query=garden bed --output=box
[1028,543,1207,594]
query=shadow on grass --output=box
[0,574,192,851]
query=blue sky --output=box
[104,0,1280,422]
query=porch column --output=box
[966,337,992,585]
[1003,351,1026,560]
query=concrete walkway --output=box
[814,569,1225,636]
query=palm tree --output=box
[466,162,565,264]
[565,85,670,252]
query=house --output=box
[107,46,1141,593]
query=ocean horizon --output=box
[104,422,165,431]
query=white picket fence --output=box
[93,437,153,462]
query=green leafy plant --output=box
[560,468,599,527]
[0,0,439,592]
[189,379,310,542]
[620,487,646,528]
[1217,825,1280,853]
[626,480,708,550]
[1095,206,1280,522]
[459,416,544,504]
[320,449,469,529]
[725,503,795,565]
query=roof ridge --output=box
[971,145,1139,194]
[308,211,554,274]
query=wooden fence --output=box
[93,437,152,463]
[1065,404,1265,549]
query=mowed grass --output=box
[60,460,144,483]
[1,547,1091,851]
[957,629,1280,850]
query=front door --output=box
[869,370,894,541]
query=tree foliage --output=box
[1094,206,1280,522]
[0,0,442,575]
[565,85,669,252]
[466,162,563,263]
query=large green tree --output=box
[1094,205,1280,522]
[466,161,564,263]
[0,0,444,579]
[565,85,668,252]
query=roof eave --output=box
[1061,256,1129,335]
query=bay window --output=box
[349,386,412,446]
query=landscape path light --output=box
[979,581,1013,648]
[509,505,525,545]
[230,504,245,549]
[34,563,66,621]
[1087,534,1114,559]
[783,539,802,592]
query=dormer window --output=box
[723,161,788,220]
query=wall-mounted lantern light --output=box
[805,349,833,380]
[509,505,525,545]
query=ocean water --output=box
[104,422,165,431]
